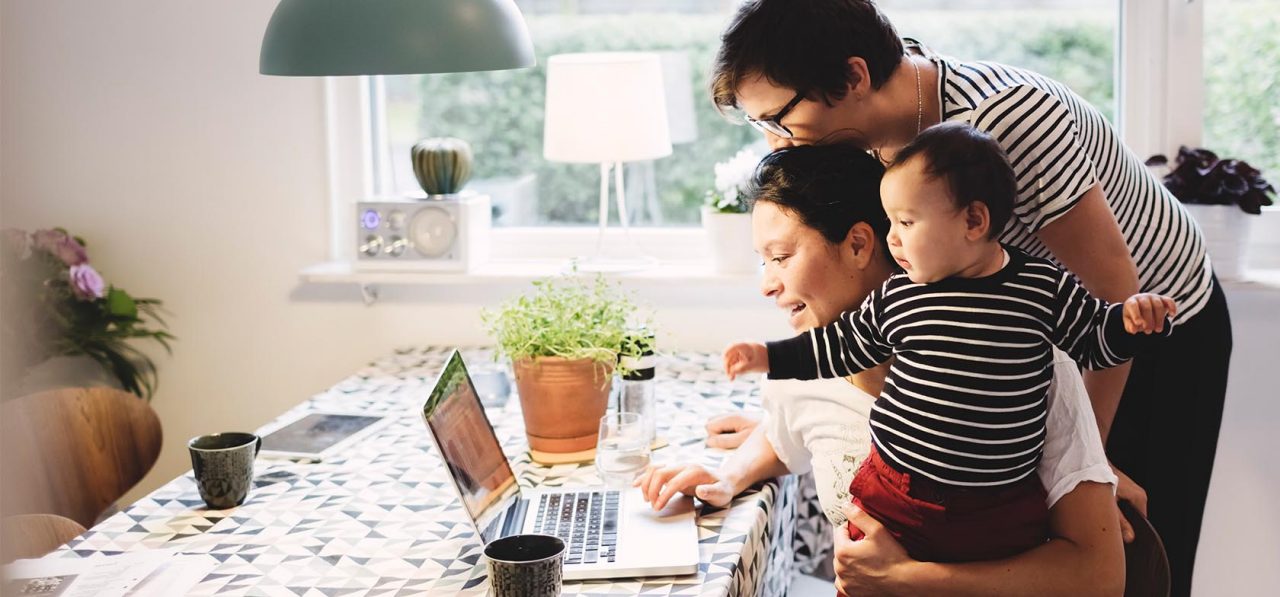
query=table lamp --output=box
[543,53,673,272]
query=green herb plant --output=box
[482,273,649,377]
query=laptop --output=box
[420,350,700,580]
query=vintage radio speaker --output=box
[354,194,490,271]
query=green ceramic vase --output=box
[411,137,473,195]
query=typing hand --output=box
[722,342,769,381]
[1122,293,1177,334]
[634,463,735,510]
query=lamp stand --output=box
[572,161,657,273]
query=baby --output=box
[724,122,1175,562]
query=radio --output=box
[354,194,490,272]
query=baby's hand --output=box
[1123,293,1177,334]
[722,342,769,380]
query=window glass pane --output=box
[377,0,1118,227]
[880,0,1117,123]
[1203,0,1280,178]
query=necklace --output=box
[911,54,922,135]
[874,55,924,165]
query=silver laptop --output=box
[420,350,700,580]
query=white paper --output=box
[127,555,218,596]
[3,551,173,597]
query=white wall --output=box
[0,0,784,504]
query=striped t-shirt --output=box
[766,248,1162,486]
[919,44,1214,325]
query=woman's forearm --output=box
[717,424,793,496]
[889,483,1125,597]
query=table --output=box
[56,348,831,596]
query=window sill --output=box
[298,259,764,304]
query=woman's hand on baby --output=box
[1122,293,1177,334]
[723,342,769,380]
[633,463,735,511]
[834,503,914,596]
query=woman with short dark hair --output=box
[708,3,1230,594]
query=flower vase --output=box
[1183,204,1249,281]
[702,207,757,274]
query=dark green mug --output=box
[484,534,565,597]
[188,432,261,509]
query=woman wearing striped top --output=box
[724,124,1173,562]
[711,2,1231,593]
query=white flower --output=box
[712,147,763,211]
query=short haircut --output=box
[711,0,905,114]
[747,143,894,265]
[887,122,1016,239]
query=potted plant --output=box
[482,273,648,456]
[702,147,763,274]
[0,228,174,401]
[1147,146,1276,280]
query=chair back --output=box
[0,514,87,563]
[1,387,162,528]
[1121,500,1171,597]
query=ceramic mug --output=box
[483,534,565,597]
[188,432,261,509]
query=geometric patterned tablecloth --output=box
[52,347,830,596]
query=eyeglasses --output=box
[744,91,805,139]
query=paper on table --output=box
[128,554,218,596]
[2,551,170,597]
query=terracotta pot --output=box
[511,357,613,453]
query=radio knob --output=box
[385,235,408,257]
[387,210,406,230]
[360,234,383,257]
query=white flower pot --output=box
[701,207,758,274]
[1183,203,1250,281]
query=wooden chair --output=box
[0,514,87,563]
[1,387,162,528]
[1121,500,1171,597]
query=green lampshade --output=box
[260,0,536,76]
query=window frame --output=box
[322,1,1205,266]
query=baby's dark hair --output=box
[747,143,894,266]
[887,122,1016,239]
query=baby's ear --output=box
[965,201,991,240]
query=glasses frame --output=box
[744,91,805,138]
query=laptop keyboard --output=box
[531,490,620,565]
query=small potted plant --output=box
[702,146,763,274]
[482,273,649,457]
[1147,146,1276,280]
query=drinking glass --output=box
[595,412,651,486]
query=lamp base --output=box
[566,254,659,274]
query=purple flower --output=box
[69,263,105,300]
[32,229,88,266]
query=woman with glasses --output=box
[705,2,1230,595]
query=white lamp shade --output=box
[543,53,673,163]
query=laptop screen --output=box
[423,351,519,529]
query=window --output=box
[1202,0,1280,178]
[368,0,1121,233]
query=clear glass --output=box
[1202,0,1280,179]
[595,412,651,487]
[617,378,656,448]
[375,0,1118,226]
